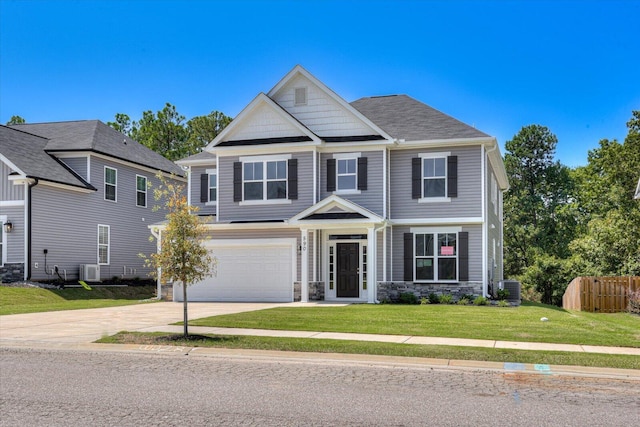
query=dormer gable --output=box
[268,65,392,141]
[207,93,321,150]
[289,195,383,224]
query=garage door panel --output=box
[176,241,294,302]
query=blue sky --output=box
[1,0,638,167]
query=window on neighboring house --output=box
[337,158,357,191]
[0,218,5,266]
[415,232,457,281]
[136,175,147,207]
[98,225,110,265]
[209,173,217,202]
[422,157,446,198]
[104,167,117,201]
[243,160,287,201]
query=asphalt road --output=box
[1,347,638,426]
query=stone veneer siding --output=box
[0,263,25,283]
[377,281,483,303]
[294,282,325,301]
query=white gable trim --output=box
[268,65,393,141]
[207,93,322,150]
[0,154,26,176]
[289,195,384,223]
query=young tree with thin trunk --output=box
[143,175,215,337]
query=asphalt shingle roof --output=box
[11,120,184,176]
[351,95,490,141]
[0,125,92,189]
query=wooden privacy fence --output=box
[562,276,640,313]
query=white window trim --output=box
[240,156,289,203]
[97,225,110,265]
[206,168,217,206]
[418,151,449,202]
[104,166,117,202]
[411,227,461,283]
[136,174,147,208]
[333,152,361,193]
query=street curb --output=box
[2,341,639,381]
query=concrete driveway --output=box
[0,301,288,346]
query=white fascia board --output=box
[37,180,96,193]
[175,158,217,167]
[485,139,509,191]
[212,143,318,157]
[317,141,394,153]
[206,93,322,150]
[267,65,393,141]
[88,152,187,182]
[149,220,297,232]
[296,220,381,230]
[394,137,495,150]
[390,217,484,226]
[0,154,26,176]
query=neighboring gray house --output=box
[171,65,509,303]
[0,121,184,283]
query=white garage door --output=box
[174,238,295,302]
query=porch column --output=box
[301,228,309,303]
[367,226,377,303]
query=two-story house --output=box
[0,121,184,284]
[172,65,508,303]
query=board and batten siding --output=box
[29,156,175,281]
[389,146,482,219]
[319,150,384,216]
[2,205,25,263]
[190,165,216,216]
[390,225,482,283]
[58,157,89,182]
[1,160,25,201]
[217,151,314,222]
[271,74,374,138]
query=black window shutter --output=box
[327,158,336,192]
[233,162,242,202]
[411,157,421,199]
[200,173,209,203]
[404,233,414,281]
[447,156,458,198]
[357,157,367,190]
[288,158,298,200]
[458,231,469,281]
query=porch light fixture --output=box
[3,221,12,233]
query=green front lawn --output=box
[189,302,640,348]
[0,286,157,315]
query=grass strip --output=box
[0,286,157,315]
[98,331,640,370]
[187,303,640,348]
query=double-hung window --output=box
[327,153,367,193]
[136,175,147,207]
[337,158,357,191]
[98,225,110,265]
[104,167,117,201]
[422,157,446,198]
[415,232,457,281]
[243,160,287,201]
[209,173,217,202]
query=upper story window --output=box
[200,169,217,204]
[327,153,367,194]
[136,175,147,208]
[104,167,117,202]
[209,173,217,202]
[234,155,296,204]
[412,153,457,202]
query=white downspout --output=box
[482,142,499,297]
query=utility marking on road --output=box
[504,362,526,371]
[513,390,521,405]
[534,364,552,374]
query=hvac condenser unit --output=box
[79,264,101,282]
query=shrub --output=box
[520,255,572,306]
[399,292,419,305]
[439,294,453,304]
[420,297,429,305]
[496,288,510,301]
[629,290,640,315]
[457,297,470,305]
[473,296,488,306]
[428,293,440,304]
[497,299,510,307]
[460,294,475,301]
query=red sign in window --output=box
[441,246,454,256]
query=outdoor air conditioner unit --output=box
[79,264,101,282]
